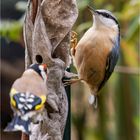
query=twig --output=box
[115,66,140,75]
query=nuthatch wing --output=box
[4,63,48,134]
[67,6,120,107]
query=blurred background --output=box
[0,0,139,140]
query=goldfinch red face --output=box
[39,64,47,73]
[39,64,48,81]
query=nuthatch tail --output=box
[66,6,120,108]
[4,63,48,134]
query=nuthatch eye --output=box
[4,63,48,134]
[66,6,120,108]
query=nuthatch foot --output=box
[65,6,120,108]
[5,63,48,134]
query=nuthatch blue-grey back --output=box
[5,63,48,134]
[67,6,120,107]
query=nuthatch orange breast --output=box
[71,6,120,107]
[5,63,48,134]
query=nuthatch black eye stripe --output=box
[95,10,119,26]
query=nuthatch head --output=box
[88,6,119,30]
[70,6,120,108]
[5,63,48,134]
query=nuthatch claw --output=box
[63,78,81,86]
[71,31,78,56]
[64,71,78,79]
[5,64,48,134]
[71,6,120,107]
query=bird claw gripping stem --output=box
[71,31,78,55]
[62,70,80,86]
[63,78,81,86]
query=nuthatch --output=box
[66,6,120,107]
[5,63,48,134]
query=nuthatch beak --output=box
[87,6,97,15]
